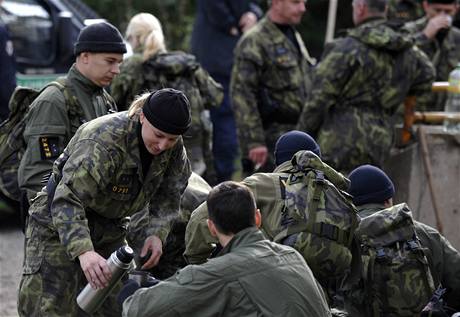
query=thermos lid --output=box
[116,246,134,263]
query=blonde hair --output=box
[125,13,166,61]
[128,92,151,118]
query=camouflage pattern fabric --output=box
[127,172,211,279]
[184,152,355,300]
[111,51,223,182]
[18,111,191,316]
[278,151,359,293]
[297,18,435,174]
[345,203,460,314]
[387,0,424,24]
[345,203,436,317]
[230,16,315,162]
[17,64,117,201]
[403,17,460,111]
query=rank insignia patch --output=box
[39,136,60,160]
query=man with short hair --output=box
[18,22,125,201]
[345,164,460,314]
[184,131,353,302]
[121,181,332,317]
[403,0,460,110]
[296,0,435,174]
[231,0,316,174]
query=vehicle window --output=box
[0,0,53,65]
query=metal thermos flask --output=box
[77,246,134,314]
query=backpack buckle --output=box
[376,247,386,259]
[406,239,420,251]
[317,223,339,241]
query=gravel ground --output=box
[0,216,23,317]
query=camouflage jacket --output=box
[28,111,190,260]
[123,227,331,317]
[297,17,435,173]
[111,51,223,175]
[403,17,460,110]
[127,172,211,279]
[349,203,460,313]
[18,64,117,200]
[230,16,315,156]
[184,156,348,264]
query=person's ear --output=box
[139,111,145,124]
[255,209,262,228]
[207,219,218,237]
[80,52,90,64]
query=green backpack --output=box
[356,203,436,316]
[274,150,359,288]
[0,78,81,201]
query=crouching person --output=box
[18,88,191,316]
[120,181,332,317]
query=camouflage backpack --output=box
[0,78,82,201]
[142,51,205,143]
[355,203,435,316]
[273,150,359,288]
[142,51,214,177]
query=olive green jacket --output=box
[18,64,116,200]
[123,227,331,317]
[184,160,293,264]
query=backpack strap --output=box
[274,170,356,246]
[48,77,85,126]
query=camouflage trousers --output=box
[18,217,123,317]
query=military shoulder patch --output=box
[39,136,60,160]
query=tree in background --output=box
[81,0,353,58]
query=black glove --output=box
[117,279,140,307]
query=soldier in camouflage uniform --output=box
[296,0,435,174]
[122,181,331,317]
[17,89,192,317]
[345,165,460,315]
[18,22,125,202]
[387,0,425,23]
[127,172,211,280]
[403,0,460,111]
[111,13,223,183]
[184,131,353,302]
[230,0,315,174]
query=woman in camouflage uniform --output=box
[111,13,222,183]
[18,89,191,317]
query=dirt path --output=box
[0,217,23,317]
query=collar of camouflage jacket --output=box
[349,17,413,51]
[356,203,386,218]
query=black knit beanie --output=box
[274,130,321,165]
[142,88,191,135]
[74,22,127,55]
[348,165,395,206]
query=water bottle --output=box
[444,63,460,133]
[77,246,134,314]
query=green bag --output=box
[0,78,81,201]
[274,150,359,286]
[357,203,435,316]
